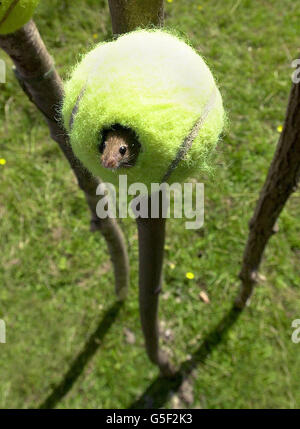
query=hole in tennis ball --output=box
[99,123,141,169]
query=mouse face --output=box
[99,125,141,170]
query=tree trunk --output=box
[136,194,175,377]
[0,20,129,300]
[108,1,174,375]
[236,78,300,308]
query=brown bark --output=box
[236,79,300,308]
[0,20,129,300]
[108,0,164,35]
[108,1,174,375]
[136,194,175,377]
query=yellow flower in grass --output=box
[197,5,203,10]
[93,33,98,39]
[167,0,173,3]
[185,272,195,280]
[169,263,175,270]
[0,158,6,165]
[277,125,283,133]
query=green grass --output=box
[0,0,300,409]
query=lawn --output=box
[0,0,299,409]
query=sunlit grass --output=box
[0,0,299,409]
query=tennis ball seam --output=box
[161,87,217,182]
[69,85,86,130]
[0,0,21,29]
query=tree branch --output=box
[108,0,164,35]
[236,78,300,308]
[136,194,175,377]
[0,20,129,300]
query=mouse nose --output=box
[103,157,117,169]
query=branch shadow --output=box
[39,301,123,409]
[129,305,242,409]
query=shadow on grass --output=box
[39,301,124,409]
[129,305,242,409]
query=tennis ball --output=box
[62,29,225,190]
[0,0,39,35]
